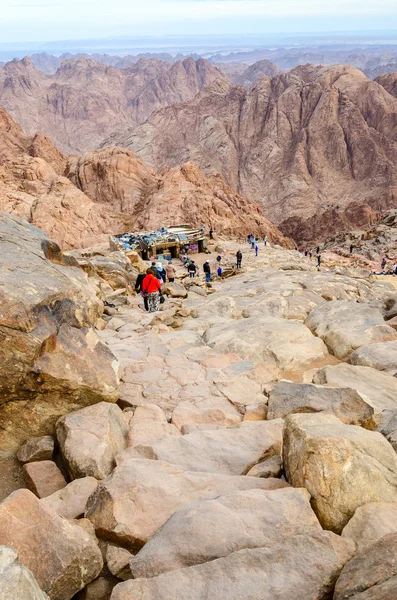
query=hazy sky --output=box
[2,0,397,43]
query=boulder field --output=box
[2,223,397,598]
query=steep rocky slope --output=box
[0,56,224,153]
[375,71,397,98]
[107,65,397,242]
[218,59,279,87]
[0,110,290,248]
[66,147,292,243]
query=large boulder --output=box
[314,363,397,415]
[334,532,397,600]
[341,501,397,553]
[0,212,119,457]
[283,413,397,533]
[349,339,397,374]
[122,420,284,476]
[56,402,128,480]
[305,300,397,360]
[0,489,103,600]
[267,380,375,427]
[203,315,329,374]
[112,532,354,600]
[85,458,288,549]
[130,487,321,578]
[0,545,48,600]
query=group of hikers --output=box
[247,234,268,257]
[135,261,177,313]
[303,246,322,268]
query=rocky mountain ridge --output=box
[107,64,397,243]
[0,56,224,153]
[0,108,289,248]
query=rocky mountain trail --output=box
[3,220,397,598]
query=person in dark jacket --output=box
[236,250,242,269]
[203,260,211,282]
[188,261,197,278]
[151,262,162,280]
[135,272,149,311]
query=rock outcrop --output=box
[0,212,119,456]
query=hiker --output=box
[263,235,267,247]
[350,244,354,254]
[142,268,162,313]
[217,265,223,279]
[393,263,397,276]
[216,254,222,267]
[304,250,308,257]
[381,257,387,271]
[316,253,321,268]
[236,249,242,269]
[157,262,167,283]
[135,271,149,311]
[151,261,162,280]
[209,227,213,240]
[255,243,259,257]
[251,236,255,249]
[166,261,176,283]
[203,260,211,282]
[188,260,197,278]
[309,249,313,259]
[316,246,320,255]
[247,234,252,244]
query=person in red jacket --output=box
[142,269,162,312]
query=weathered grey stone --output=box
[283,413,397,533]
[305,300,397,360]
[56,402,128,479]
[85,458,288,549]
[334,532,397,600]
[121,420,283,476]
[314,363,397,414]
[130,487,321,578]
[341,501,397,553]
[0,545,48,600]
[349,340,397,374]
[0,489,103,600]
[267,380,375,428]
[16,436,54,464]
[112,532,354,600]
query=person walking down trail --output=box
[142,269,162,313]
[263,236,268,247]
[217,265,223,279]
[188,261,197,278]
[236,250,242,269]
[135,272,149,311]
[381,258,387,271]
[350,244,354,254]
[316,246,320,255]
[151,262,162,280]
[157,262,167,283]
[209,227,213,240]
[216,255,222,267]
[166,262,176,283]
[255,243,259,257]
[309,249,313,259]
[316,253,321,268]
[203,260,211,283]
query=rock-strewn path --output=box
[4,240,397,599]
